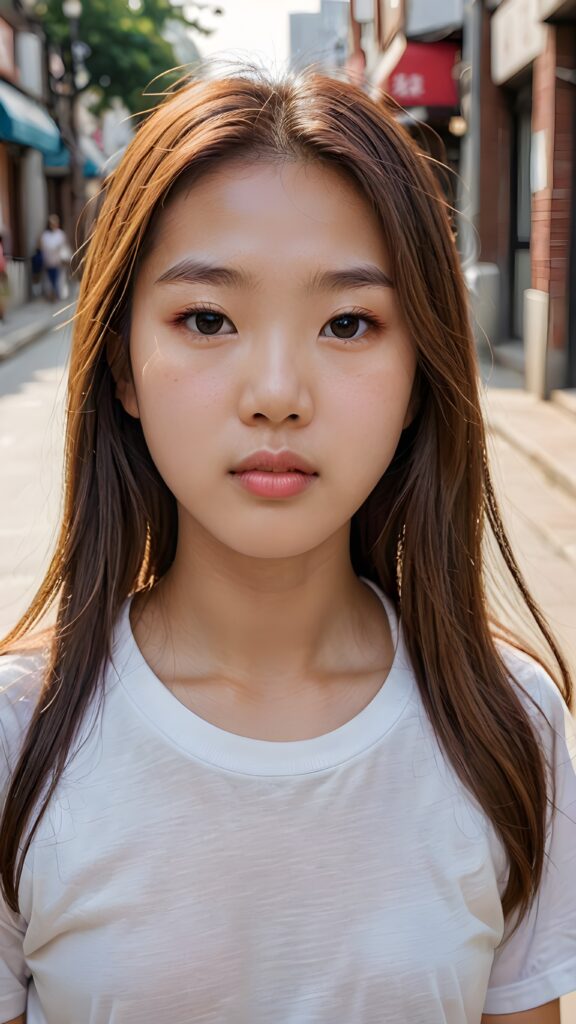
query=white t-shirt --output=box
[39,229,66,269]
[1,576,575,1023]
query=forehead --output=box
[143,159,390,279]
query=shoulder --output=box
[0,651,47,780]
[496,640,566,709]
[495,639,574,760]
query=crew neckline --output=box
[111,576,414,776]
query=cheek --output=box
[327,359,414,467]
[133,346,226,473]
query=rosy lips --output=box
[230,469,317,498]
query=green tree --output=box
[34,0,220,115]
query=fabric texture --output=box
[0,576,575,1023]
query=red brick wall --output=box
[531,25,575,351]
[478,10,511,265]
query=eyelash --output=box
[171,303,387,345]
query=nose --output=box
[237,333,313,425]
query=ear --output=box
[106,332,140,419]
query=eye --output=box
[171,304,386,343]
[172,304,235,337]
[322,310,385,344]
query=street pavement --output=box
[0,311,575,1018]
[0,291,75,363]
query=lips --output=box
[231,449,318,475]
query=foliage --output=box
[34,0,217,115]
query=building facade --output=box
[0,2,61,304]
[0,1,108,306]
[346,0,576,392]
[347,1,464,206]
[482,0,575,390]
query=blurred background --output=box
[0,0,574,1014]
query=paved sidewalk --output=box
[483,390,576,569]
[485,387,576,501]
[478,345,576,563]
[0,291,77,363]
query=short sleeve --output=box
[483,653,576,1014]
[0,653,42,1021]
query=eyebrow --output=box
[154,258,394,293]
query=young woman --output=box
[0,60,575,1024]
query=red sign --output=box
[384,42,459,108]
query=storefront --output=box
[44,134,106,236]
[372,38,462,206]
[509,81,533,341]
[0,8,76,305]
[490,0,544,346]
[0,77,61,249]
[488,0,575,390]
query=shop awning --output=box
[378,41,459,108]
[0,79,61,155]
[80,135,107,178]
[43,138,70,171]
[44,136,107,178]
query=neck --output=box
[131,518,389,696]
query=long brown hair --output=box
[0,60,572,942]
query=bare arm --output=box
[482,997,561,1023]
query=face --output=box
[118,159,417,561]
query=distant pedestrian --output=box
[31,240,44,299]
[39,214,68,301]
[0,232,9,322]
[0,59,575,1024]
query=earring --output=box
[396,522,406,602]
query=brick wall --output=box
[531,24,575,351]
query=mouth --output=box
[230,469,318,475]
[229,467,319,497]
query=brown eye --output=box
[173,306,235,337]
[328,315,363,340]
[188,311,225,335]
[322,312,382,344]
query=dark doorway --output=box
[509,83,532,340]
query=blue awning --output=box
[43,138,70,170]
[0,80,61,155]
[44,136,107,178]
[80,135,107,178]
